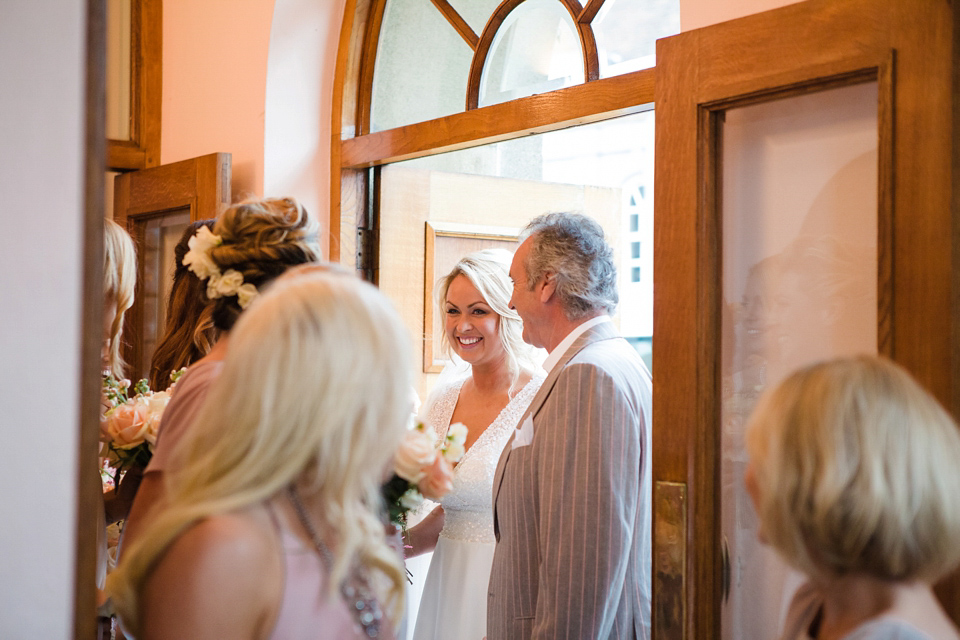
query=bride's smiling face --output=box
[445,274,505,368]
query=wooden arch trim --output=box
[558,0,600,82]
[355,0,389,137]
[430,0,479,50]
[466,0,524,111]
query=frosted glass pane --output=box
[371,0,473,132]
[448,0,500,37]
[479,0,583,107]
[720,82,878,640]
[594,0,680,77]
[106,0,132,140]
[139,210,191,379]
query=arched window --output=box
[333,0,678,395]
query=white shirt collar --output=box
[542,315,611,374]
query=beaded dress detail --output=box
[412,373,543,640]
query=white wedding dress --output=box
[412,374,544,640]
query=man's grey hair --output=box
[520,212,618,318]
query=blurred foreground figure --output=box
[109,268,412,639]
[745,355,960,640]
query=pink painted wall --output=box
[680,0,803,31]
[161,0,276,199]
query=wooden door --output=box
[652,1,958,638]
[113,152,231,380]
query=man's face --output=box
[509,237,543,348]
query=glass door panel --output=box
[720,81,879,639]
[379,110,655,404]
[134,209,191,380]
[379,110,655,637]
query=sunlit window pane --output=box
[479,0,583,107]
[594,0,680,77]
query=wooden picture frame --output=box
[106,0,161,170]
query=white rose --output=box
[394,428,437,483]
[183,247,219,281]
[206,273,223,299]
[236,283,259,309]
[189,225,222,253]
[399,487,424,510]
[442,441,465,464]
[446,422,468,447]
[216,269,245,296]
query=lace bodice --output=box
[424,374,543,544]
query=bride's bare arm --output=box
[403,505,445,557]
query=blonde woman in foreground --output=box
[745,356,960,640]
[108,268,411,639]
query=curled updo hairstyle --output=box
[103,218,137,378]
[207,197,321,331]
[745,355,960,583]
[521,212,618,319]
[148,220,219,390]
[436,249,536,382]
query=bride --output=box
[407,248,543,640]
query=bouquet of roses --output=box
[100,369,184,488]
[382,419,468,526]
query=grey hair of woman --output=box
[521,212,618,318]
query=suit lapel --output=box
[491,320,621,539]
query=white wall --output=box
[263,0,345,255]
[0,1,86,637]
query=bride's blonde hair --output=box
[108,267,412,635]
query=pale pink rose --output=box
[394,428,437,483]
[142,390,170,450]
[417,456,454,501]
[103,398,150,449]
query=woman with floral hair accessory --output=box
[121,196,321,551]
[147,220,220,391]
[405,248,544,640]
[109,269,411,639]
[745,355,960,640]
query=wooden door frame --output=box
[113,152,232,379]
[653,0,959,637]
[106,0,162,170]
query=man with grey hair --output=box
[487,212,652,639]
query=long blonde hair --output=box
[103,218,136,378]
[746,355,960,582]
[108,269,412,635]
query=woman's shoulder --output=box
[141,507,282,637]
[160,509,278,583]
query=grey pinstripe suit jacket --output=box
[487,321,652,640]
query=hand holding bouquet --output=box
[100,369,185,488]
[382,420,468,525]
